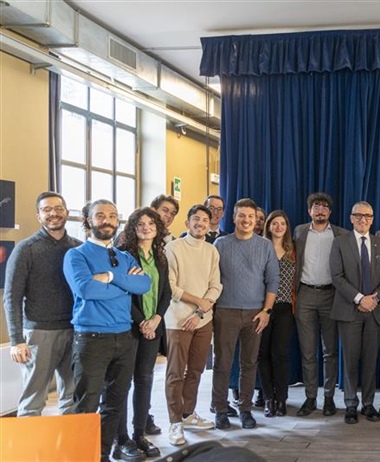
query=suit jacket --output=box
[329,231,380,323]
[131,253,172,342]
[293,222,348,293]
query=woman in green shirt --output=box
[114,207,171,460]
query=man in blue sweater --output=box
[212,198,279,430]
[3,191,81,416]
[63,199,150,462]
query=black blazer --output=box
[131,251,172,341]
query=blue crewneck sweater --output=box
[63,241,150,333]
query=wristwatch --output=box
[194,308,204,319]
[262,307,273,315]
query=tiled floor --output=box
[45,356,380,461]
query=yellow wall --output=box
[166,129,219,237]
[0,52,49,342]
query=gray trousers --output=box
[295,285,338,398]
[18,328,74,416]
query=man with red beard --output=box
[294,192,348,417]
[3,191,81,416]
[63,199,150,462]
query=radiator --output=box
[0,343,23,416]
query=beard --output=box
[313,214,329,224]
[91,224,118,240]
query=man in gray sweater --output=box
[3,191,81,416]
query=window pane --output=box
[90,87,113,118]
[61,110,86,163]
[61,166,86,211]
[61,76,87,109]
[116,99,136,127]
[116,128,135,174]
[116,176,135,221]
[66,220,87,242]
[92,120,113,170]
[92,171,113,201]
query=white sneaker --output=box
[182,412,215,430]
[169,422,186,446]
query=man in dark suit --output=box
[330,201,380,424]
[294,192,348,417]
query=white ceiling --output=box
[67,0,380,87]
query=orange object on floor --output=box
[0,413,101,461]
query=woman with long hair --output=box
[113,207,171,460]
[258,210,295,417]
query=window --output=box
[59,76,138,237]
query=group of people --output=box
[3,189,380,462]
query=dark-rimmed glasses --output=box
[351,213,374,221]
[108,248,119,267]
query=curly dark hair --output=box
[264,210,295,262]
[118,207,167,267]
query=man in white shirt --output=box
[330,201,380,424]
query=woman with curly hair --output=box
[113,207,171,460]
[258,210,296,418]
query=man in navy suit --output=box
[330,201,380,424]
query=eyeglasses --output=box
[208,206,224,213]
[351,213,374,221]
[39,206,66,214]
[108,248,119,267]
[312,202,330,211]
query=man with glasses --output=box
[294,192,347,417]
[203,195,228,243]
[3,191,81,416]
[330,201,380,424]
[63,199,150,462]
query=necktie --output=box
[361,236,371,295]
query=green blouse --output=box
[138,247,159,319]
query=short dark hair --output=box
[187,204,212,221]
[307,192,333,210]
[150,194,179,215]
[233,198,257,214]
[82,199,118,231]
[204,195,225,209]
[36,191,67,211]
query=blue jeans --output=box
[72,330,137,459]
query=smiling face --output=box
[155,200,178,228]
[350,203,374,235]
[37,196,68,234]
[269,215,287,239]
[186,210,210,239]
[135,214,157,243]
[206,197,225,228]
[88,203,119,241]
[254,210,266,235]
[233,206,256,239]
[308,200,331,226]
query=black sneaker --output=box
[210,403,238,417]
[112,439,146,461]
[134,436,160,458]
[144,414,161,435]
[215,412,231,429]
[240,411,256,429]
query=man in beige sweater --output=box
[164,204,223,446]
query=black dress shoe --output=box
[296,398,317,417]
[276,400,287,416]
[112,439,146,461]
[361,405,380,422]
[323,397,337,416]
[254,389,265,407]
[344,406,358,425]
[215,412,231,429]
[144,414,161,435]
[264,399,276,417]
[210,403,238,417]
[240,411,257,429]
[134,436,160,458]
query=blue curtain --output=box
[200,29,380,233]
[200,29,380,387]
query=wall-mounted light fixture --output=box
[174,122,187,137]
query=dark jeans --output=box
[212,308,261,412]
[118,334,160,439]
[258,302,294,401]
[72,331,137,459]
